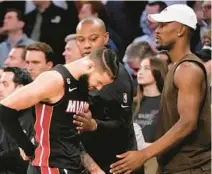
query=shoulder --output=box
[34,70,64,87]
[174,61,204,88]
[0,41,7,48]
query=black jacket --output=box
[24,2,78,65]
[0,108,34,174]
[81,63,137,172]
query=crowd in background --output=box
[0,0,211,174]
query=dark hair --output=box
[14,45,26,60]
[26,42,55,65]
[89,47,119,80]
[3,67,32,86]
[148,1,167,12]
[6,9,25,22]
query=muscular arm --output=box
[1,71,63,110]
[143,62,204,159]
[0,71,64,156]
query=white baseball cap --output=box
[148,4,197,30]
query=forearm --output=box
[143,119,195,160]
[95,119,121,131]
[0,104,35,156]
[80,151,103,173]
[95,107,132,131]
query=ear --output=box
[178,25,186,37]
[93,12,98,17]
[104,32,109,45]
[46,61,54,70]
[15,84,23,90]
[86,60,95,74]
[18,21,25,29]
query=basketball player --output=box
[110,4,211,174]
[0,47,119,174]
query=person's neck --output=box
[7,30,23,46]
[168,40,192,64]
[143,83,161,97]
[65,57,88,80]
[37,1,51,13]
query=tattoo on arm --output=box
[80,151,100,172]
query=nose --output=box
[96,85,103,91]
[26,63,33,72]
[84,40,91,49]
[4,59,10,67]
[62,50,66,56]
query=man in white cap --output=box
[110,4,211,174]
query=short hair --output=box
[77,17,106,32]
[148,1,167,12]
[3,67,32,86]
[125,42,155,62]
[13,45,26,60]
[26,42,55,65]
[65,34,77,43]
[88,47,119,80]
[6,9,25,22]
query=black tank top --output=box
[32,65,88,171]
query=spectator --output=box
[134,56,168,143]
[200,0,211,42]
[134,56,168,174]
[187,1,203,52]
[196,30,211,85]
[25,42,55,80]
[134,1,167,51]
[0,67,33,174]
[24,0,77,65]
[0,9,34,68]
[123,42,155,79]
[4,45,26,68]
[63,34,81,63]
[105,1,146,51]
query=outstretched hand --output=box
[110,151,147,174]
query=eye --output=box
[77,37,84,42]
[89,35,98,42]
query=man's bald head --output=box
[76,17,106,33]
[76,17,109,57]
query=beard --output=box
[156,44,171,51]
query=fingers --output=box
[84,103,89,112]
[110,158,127,169]
[110,162,129,174]
[116,151,129,158]
[124,170,132,174]
[73,115,87,124]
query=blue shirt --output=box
[0,34,35,68]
